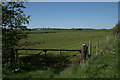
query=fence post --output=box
[96,42,99,55]
[81,44,88,64]
[44,50,47,70]
[88,41,92,58]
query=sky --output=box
[28,0,120,2]
[23,2,118,29]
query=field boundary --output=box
[14,41,92,69]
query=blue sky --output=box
[24,2,118,29]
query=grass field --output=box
[18,30,111,54]
[3,29,118,78]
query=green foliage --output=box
[2,2,30,28]
[112,23,120,38]
[2,2,30,68]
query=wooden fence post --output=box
[44,50,47,70]
[88,41,92,58]
[96,42,99,55]
[81,44,88,64]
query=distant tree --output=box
[2,2,30,68]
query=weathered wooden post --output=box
[44,50,47,70]
[81,44,88,64]
[96,42,99,55]
[88,41,92,58]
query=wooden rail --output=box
[15,49,81,52]
[15,42,91,69]
[15,48,82,70]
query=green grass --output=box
[3,29,118,78]
[54,46,118,78]
[18,30,111,54]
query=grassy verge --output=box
[2,30,119,78]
